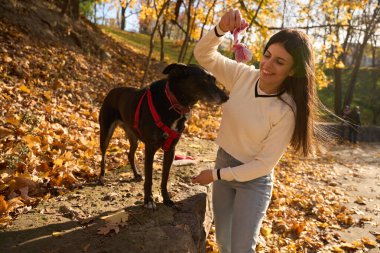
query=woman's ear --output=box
[289,68,295,77]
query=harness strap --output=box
[134,88,182,151]
[165,82,190,114]
[146,89,181,151]
[134,90,147,136]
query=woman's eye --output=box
[277,60,284,65]
[263,53,270,58]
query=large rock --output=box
[0,183,213,253]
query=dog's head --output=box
[163,63,229,106]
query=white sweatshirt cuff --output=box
[212,169,218,181]
[215,23,227,37]
[212,167,234,181]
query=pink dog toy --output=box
[232,23,252,63]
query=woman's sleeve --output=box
[213,109,296,182]
[194,24,253,92]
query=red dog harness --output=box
[134,82,190,151]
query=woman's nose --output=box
[263,59,274,69]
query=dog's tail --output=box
[99,102,120,182]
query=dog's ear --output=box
[162,63,187,75]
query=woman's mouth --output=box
[262,69,273,75]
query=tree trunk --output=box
[121,6,127,30]
[343,3,379,106]
[93,3,97,24]
[369,37,380,125]
[281,0,287,29]
[141,0,170,86]
[333,17,352,114]
[333,68,343,114]
[178,0,197,63]
[187,0,217,64]
[61,0,80,21]
[158,20,167,62]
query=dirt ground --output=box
[328,142,380,248]
[0,139,379,252]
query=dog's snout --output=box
[203,78,229,104]
[216,90,229,104]
[220,92,229,103]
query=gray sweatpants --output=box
[212,148,273,253]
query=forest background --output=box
[79,0,380,125]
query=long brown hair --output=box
[264,29,321,156]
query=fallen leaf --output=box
[52,231,63,237]
[354,196,367,205]
[98,222,119,235]
[361,237,377,247]
[19,85,31,94]
[0,127,13,138]
[0,196,8,213]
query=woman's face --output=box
[259,43,294,91]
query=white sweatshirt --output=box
[194,24,296,182]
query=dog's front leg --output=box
[143,144,157,210]
[162,148,175,207]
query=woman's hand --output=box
[219,9,247,33]
[192,169,214,185]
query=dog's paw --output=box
[144,201,157,210]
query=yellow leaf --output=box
[335,60,345,69]
[44,90,52,100]
[331,246,344,252]
[54,158,64,167]
[261,226,272,238]
[19,85,31,94]
[104,72,114,79]
[361,237,377,247]
[52,231,63,237]
[23,135,41,148]
[6,116,20,126]
[3,55,12,63]
[0,195,8,213]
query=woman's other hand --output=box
[219,9,247,33]
[192,169,214,185]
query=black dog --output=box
[99,63,228,209]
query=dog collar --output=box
[134,88,182,151]
[165,82,191,115]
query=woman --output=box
[192,9,319,253]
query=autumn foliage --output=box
[0,1,379,252]
[0,3,221,228]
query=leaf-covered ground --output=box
[0,1,379,252]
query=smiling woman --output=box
[192,8,322,253]
[259,43,295,94]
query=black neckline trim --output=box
[255,79,286,98]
